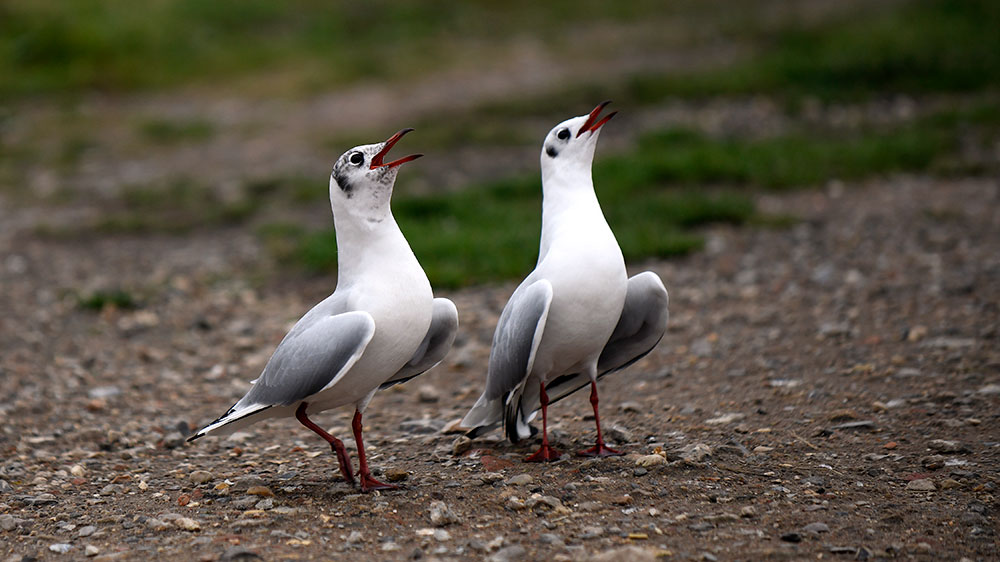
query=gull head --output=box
[540,101,616,173]
[329,128,422,223]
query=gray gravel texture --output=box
[1,172,997,560]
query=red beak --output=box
[370,128,423,169]
[576,100,617,138]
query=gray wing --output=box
[526,271,669,411]
[485,279,553,400]
[241,310,376,406]
[597,271,669,373]
[379,298,459,389]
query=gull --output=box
[462,102,669,461]
[189,129,458,491]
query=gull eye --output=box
[556,128,570,141]
[349,152,364,166]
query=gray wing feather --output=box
[380,298,459,389]
[513,272,669,421]
[485,279,553,400]
[597,271,669,373]
[240,310,376,407]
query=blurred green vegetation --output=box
[285,98,997,287]
[6,0,998,287]
[76,289,137,311]
[138,118,216,145]
[94,179,256,234]
[0,0,679,98]
[472,0,1000,114]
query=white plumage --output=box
[463,103,669,461]
[191,129,458,491]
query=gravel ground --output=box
[1,173,997,561]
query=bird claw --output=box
[524,444,563,462]
[358,473,398,492]
[577,443,623,457]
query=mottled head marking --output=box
[328,129,422,223]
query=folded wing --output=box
[462,279,553,439]
[380,298,459,389]
[189,310,376,439]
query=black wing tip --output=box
[185,403,273,443]
[465,425,490,439]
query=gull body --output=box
[463,103,669,460]
[190,130,458,490]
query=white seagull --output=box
[189,129,459,491]
[462,102,669,461]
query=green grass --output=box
[0,0,683,98]
[633,0,1000,103]
[436,0,1000,122]
[269,98,998,287]
[77,289,137,311]
[138,118,215,145]
[6,0,992,102]
[272,167,755,288]
[93,179,257,234]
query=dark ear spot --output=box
[333,169,354,197]
[545,145,559,158]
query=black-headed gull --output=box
[462,103,669,461]
[190,129,459,491]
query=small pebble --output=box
[489,545,526,562]
[428,500,458,527]
[606,425,633,443]
[77,525,97,537]
[906,479,936,491]
[190,470,213,484]
[246,486,274,497]
[84,545,100,557]
[174,517,201,531]
[452,436,472,456]
[539,533,563,546]
[49,543,73,554]
[219,547,263,561]
[635,454,665,467]
[384,468,409,482]
[162,431,186,449]
[928,439,968,454]
[146,518,170,531]
[780,532,802,543]
[802,522,830,534]
[481,472,504,484]
[417,385,440,403]
[507,474,533,486]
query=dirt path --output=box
[1,173,997,561]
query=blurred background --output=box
[0,0,997,289]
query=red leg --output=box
[295,403,355,485]
[352,409,397,492]
[525,382,562,462]
[577,381,623,457]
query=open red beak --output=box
[370,128,423,169]
[576,100,617,138]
